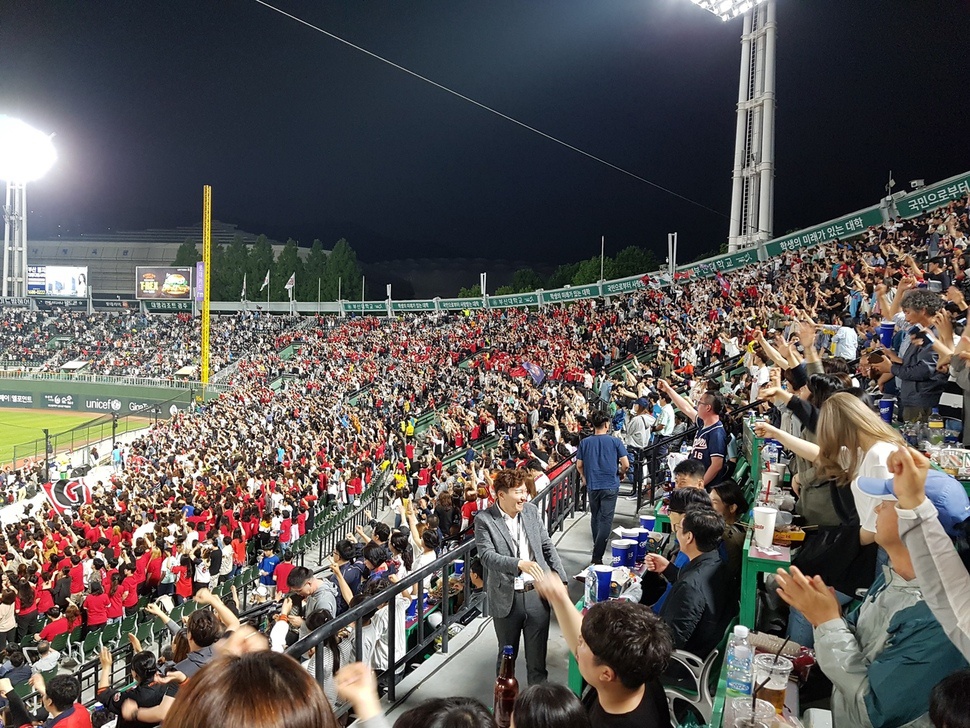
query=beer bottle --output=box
[493,645,519,728]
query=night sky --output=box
[3,1,968,265]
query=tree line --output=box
[456,245,657,298]
[173,236,363,303]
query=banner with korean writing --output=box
[601,276,648,296]
[144,300,193,313]
[895,171,970,219]
[344,301,391,313]
[676,249,761,280]
[391,299,437,312]
[438,298,485,311]
[541,284,601,305]
[761,206,884,258]
[488,292,540,308]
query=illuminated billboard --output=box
[135,267,193,300]
[26,266,89,297]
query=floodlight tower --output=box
[688,0,776,252]
[0,117,57,297]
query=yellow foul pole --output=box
[201,185,212,384]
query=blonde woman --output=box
[755,392,905,545]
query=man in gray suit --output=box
[475,468,569,685]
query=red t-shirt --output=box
[69,564,85,594]
[121,576,139,608]
[84,593,111,627]
[39,617,69,641]
[274,562,295,594]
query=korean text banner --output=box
[135,267,193,300]
[761,206,884,258]
[895,172,970,219]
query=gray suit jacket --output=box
[474,502,568,618]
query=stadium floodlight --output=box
[684,0,776,252]
[689,0,769,22]
[0,116,57,297]
[0,117,57,183]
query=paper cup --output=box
[768,462,785,475]
[639,514,656,532]
[592,565,613,602]
[760,471,781,491]
[611,539,633,567]
[453,559,464,576]
[406,598,418,619]
[752,506,778,549]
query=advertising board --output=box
[135,267,193,300]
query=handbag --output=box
[791,482,876,596]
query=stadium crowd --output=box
[0,198,968,726]
[0,310,298,379]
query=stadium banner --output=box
[195,261,205,302]
[135,266,193,300]
[34,297,87,311]
[26,265,89,298]
[144,300,193,313]
[0,297,31,308]
[438,298,485,311]
[895,171,970,219]
[761,205,884,259]
[390,299,437,312]
[677,248,760,280]
[541,283,601,304]
[92,298,137,311]
[601,275,648,296]
[0,381,196,415]
[344,301,388,313]
[488,292,540,308]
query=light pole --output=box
[0,117,57,297]
[686,0,777,252]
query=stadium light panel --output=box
[690,0,768,21]
[0,116,57,182]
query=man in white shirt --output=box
[832,316,859,360]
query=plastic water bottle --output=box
[725,625,753,696]
[928,407,945,446]
[680,441,690,455]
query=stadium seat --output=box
[100,621,120,649]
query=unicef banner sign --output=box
[0,388,184,417]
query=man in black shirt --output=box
[535,578,673,728]
[646,508,735,657]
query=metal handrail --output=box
[286,463,582,704]
[0,369,229,391]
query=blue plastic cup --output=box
[406,599,417,619]
[639,514,656,532]
[634,528,651,562]
[879,321,895,348]
[619,539,638,567]
[611,539,631,567]
[592,565,613,602]
[453,559,464,576]
[878,398,895,424]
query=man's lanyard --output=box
[508,515,522,559]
